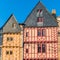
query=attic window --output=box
[37,9,43,17]
[12,23,16,28]
[37,17,43,22]
[26,49,28,53]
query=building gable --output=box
[3,14,21,33]
[24,2,58,27]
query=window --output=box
[6,51,13,55]
[42,44,46,53]
[12,23,16,28]
[37,29,41,36]
[7,37,9,41]
[10,51,13,55]
[6,51,9,55]
[26,32,29,37]
[37,17,43,22]
[10,37,13,41]
[7,37,13,41]
[37,9,43,17]
[37,44,41,53]
[42,29,46,36]
[26,49,28,53]
[37,43,46,53]
[37,29,46,36]
[58,32,60,36]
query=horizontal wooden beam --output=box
[24,41,58,43]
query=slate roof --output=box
[24,2,58,27]
[0,29,2,45]
[3,14,21,33]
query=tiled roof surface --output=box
[24,2,58,27]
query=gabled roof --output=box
[24,2,58,27]
[3,14,21,33]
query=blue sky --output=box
[0,0,60,27]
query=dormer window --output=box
[37,17,43,22]
[12,23,16,28]
[37,9,43,17]
[37,9,44,26]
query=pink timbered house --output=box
[23,2,58,60]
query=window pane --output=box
[36,9,43,17]
[12,23,16,28]
[37,44,41,53]
[37,17,43,22]
[7,37,13,41]
[26,32,29,37]
[6,51,9,55]
[10,51,13,55]
[37,29,41,36]
[42,29,46,36]
[26,49,28,53]
[42,44,46,53]
[10,37,13,41]
[7,37,9,41]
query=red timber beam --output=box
[23,58,58,60]
[24,41,58,43]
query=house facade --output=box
[2,15,23,60]
[23,2,58,60]
[0,1,58,60]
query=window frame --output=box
[26,32,29,37]
[26,49,28,53]
[6,51,9,55]
[10,51,13,55]
[37,44,41,53]
[37,29,41,36]
[37,17,43,22]
[7,37,13,41]
[42,43,46,53]
[37,29,46,37]
[37,43,46,53]
[42,29,46,36]
[12,23,16,28]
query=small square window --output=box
[10,51,13,55]
[10,37,13,41]
[42,44,46,53]
[42,29,46,36]
[7,37,13,41]
[58,32,60,36]
[12,23,16,28]
[37,29,41,36]
[7,37,9,41]
[26,49,28,53]
[37,44,41,53]
[37,17,43,22]
[6,51,9,55]
[37,9,43,17]
[26,32,29,37]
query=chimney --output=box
[52,9,56,19]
